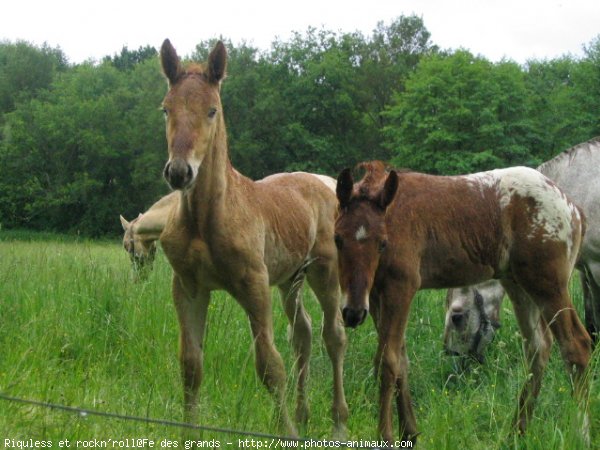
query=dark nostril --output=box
[342,307,350,323]
[164,159,192,189]
[451,312,464,326]
[342,306,368,328]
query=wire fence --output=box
[0,392,306,440]
[0,392,401,449]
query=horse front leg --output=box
[395,340,416,443]
[307,261,349,440]
[376,282,417,446]
[172,275,210,425]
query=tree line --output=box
[1,16,599,236]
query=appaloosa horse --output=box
[334,161,590,444]
[120,191,179,277]
[445,137,600,360]
[157,40,347,437]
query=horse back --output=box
[384,167,583,289]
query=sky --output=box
[1,0,599,64]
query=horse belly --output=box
[264,234,312,285]
[419,253,497,289]
[262,198,318,285]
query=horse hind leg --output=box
[501,279,553,435]
[235,270,297,436]
[526,278,592,398]
[535,284,591,444]
[507,261,592,441]
[306,260,349,440]
[278,275,312,428]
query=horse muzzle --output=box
[342,306,368,328]
[164,158,193,189]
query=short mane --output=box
[353,161,413,202]
[354,161,390,198]
[537,136,600,174]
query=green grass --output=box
[0,232,598,448]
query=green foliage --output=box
[0,27,599,236]
[383,51,536,174]
[525,47,600,160]
[0,58,166,235]
[0,40,68,115]
[103,45,158,71]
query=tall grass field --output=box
[0,231,598,449]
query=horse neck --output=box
[538,153,569,182]
[183,116,245,227]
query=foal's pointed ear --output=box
[336,168,354,208]
[119,215,130,231]
[161,39,184,85]
[380,170,399,210]
[208,41,227,84]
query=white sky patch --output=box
[1,0,598,64]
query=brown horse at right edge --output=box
[334,161,591,446]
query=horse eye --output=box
[208,107,217,118]
[378,240,387,253]
[162,107,168,116]
[334,234,343,250]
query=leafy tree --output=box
[524,37,600,161]
[384,50,535,174]
[1,26,598,237]
[0,40,67,115]
[104,45,158,71]
[0,59,166,235]
[235,16,435,177]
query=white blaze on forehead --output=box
[355,225,368,241]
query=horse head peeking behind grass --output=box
[334,161,591,445]
[120,191,179,279]
[120,213,156,278]
[157,39,348,438]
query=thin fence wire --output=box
[0,392,306,441]
[0,392,394,448]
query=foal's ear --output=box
[208,41,227,84]
[161,39,184,85]
[379,170,399,210]
[337,168,354,209]
[119,215,130,231]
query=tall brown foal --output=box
[334,161,591,445]
[158,40,347,438]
